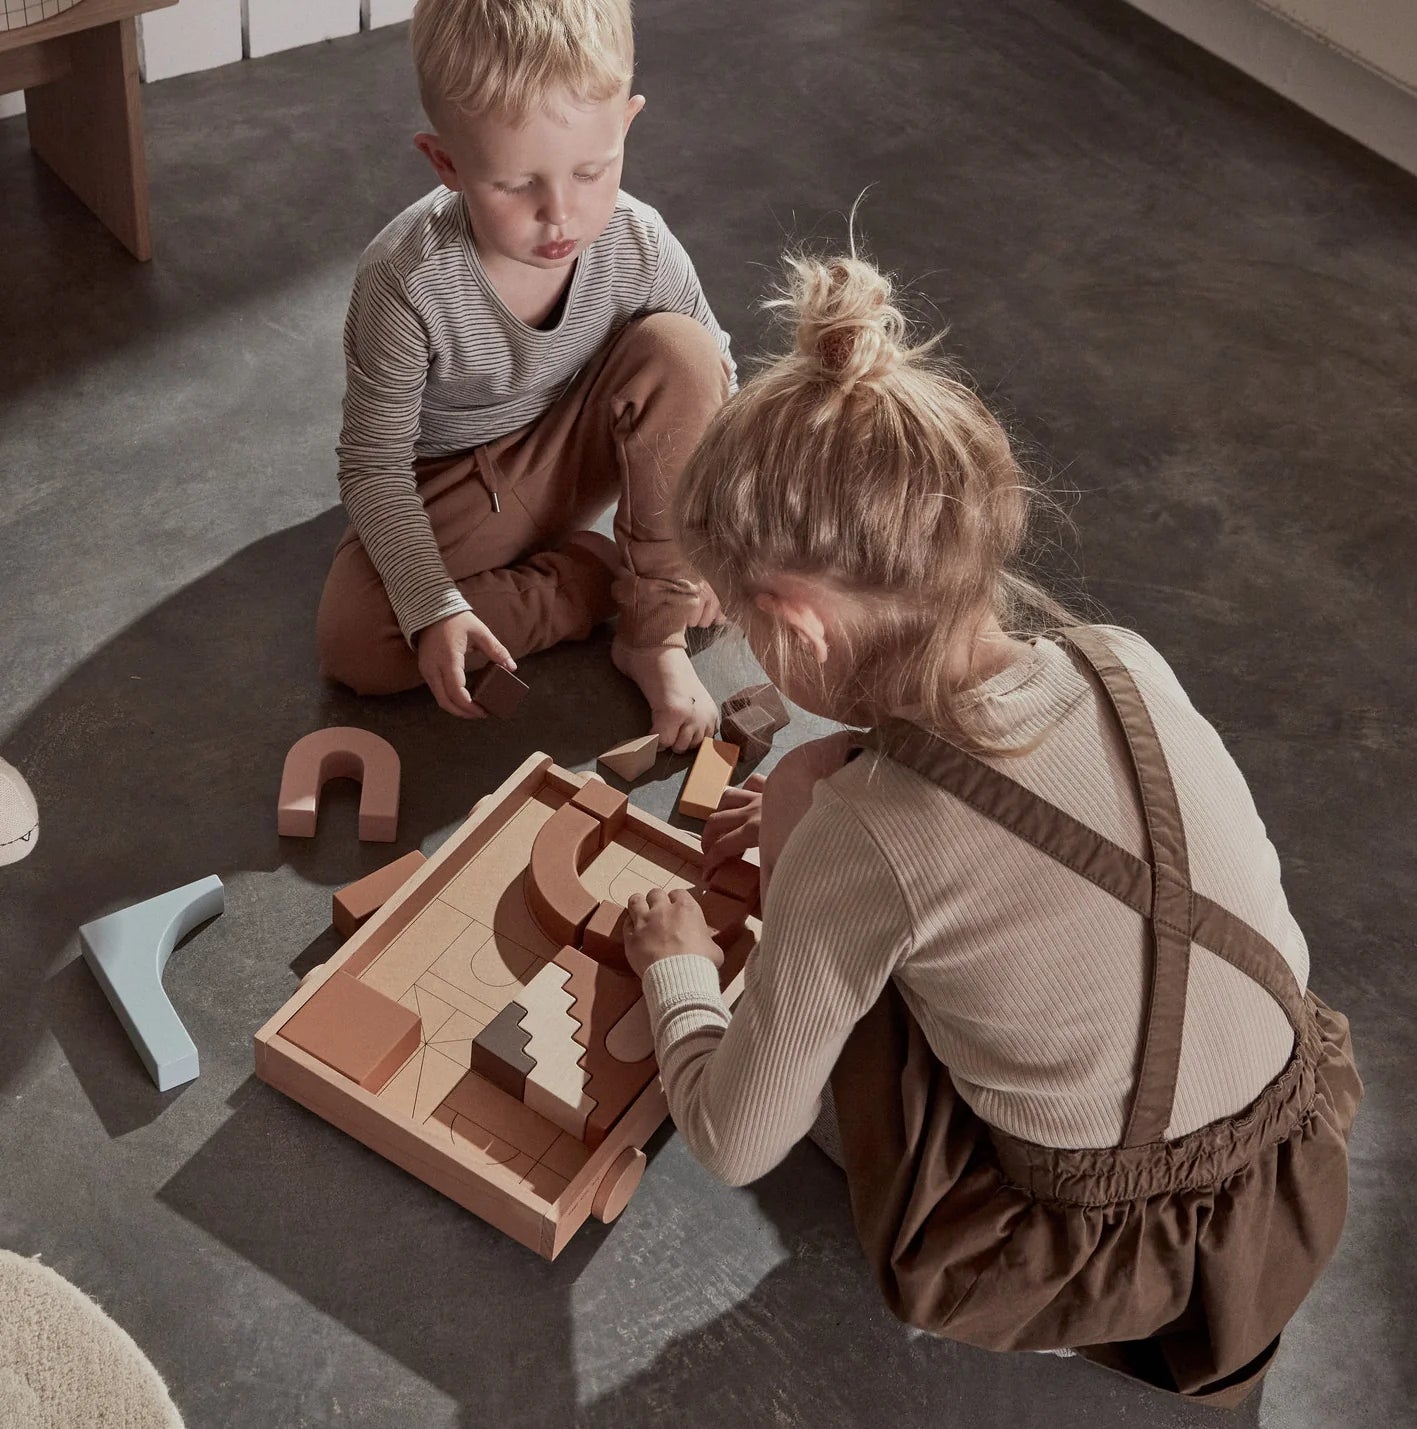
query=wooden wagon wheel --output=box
[591,1147,646,1223]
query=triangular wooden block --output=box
[597,733,659,782]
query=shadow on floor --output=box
[156,1071,618,1427]
[0,508,652,1126]
[575,1143,1260,1429]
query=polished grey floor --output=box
[1,2,1413,1426]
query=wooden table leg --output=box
[24,17,151,260]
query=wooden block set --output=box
[596,685,792,832]
[673,685,792,823]
[255,753,761,1260]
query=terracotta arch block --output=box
[525,804,601,946]
[278,727,401,843]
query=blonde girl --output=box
[621,246,1360,1406]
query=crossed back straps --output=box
[865,626,1305,1148]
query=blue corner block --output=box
[79,875,225,1092]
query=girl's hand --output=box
[624,888,724,977]
[701,773,767,876]
[416,611,516,719]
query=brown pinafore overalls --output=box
[828,627,1362,1408]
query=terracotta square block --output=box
[280,971,421,1092]
[570,779,628,846]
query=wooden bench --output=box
[0,0,179,259]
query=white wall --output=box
[242,0,360,61]
[1125,0,1417,177]
[364,0,415,26]
[139,0,242,83]
[1262,1,1417,91]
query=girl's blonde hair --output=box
[675,242,1076,753]
[411,0,633,127]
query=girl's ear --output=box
[753,589,830,665]
[415,132,461,191]
[624,94,646,133]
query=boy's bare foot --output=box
[689,583,726,628]
[612,638,718,752]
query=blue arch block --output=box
[80,876,225,1092]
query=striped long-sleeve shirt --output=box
[336,186,735,642]
[641,628,1308,1185]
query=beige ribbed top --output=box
[641,626,1309,1187]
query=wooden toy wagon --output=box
[255,753,758,1260]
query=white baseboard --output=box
[362,0,415,27]
[1125,0,1417,178]
[242,0,360,60]
[139,0,243,82]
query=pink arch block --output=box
[278,727,400,842]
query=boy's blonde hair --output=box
[675,243,1075,753]
[411,0,633,127]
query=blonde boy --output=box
[316,0,733,749]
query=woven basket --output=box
[1,0,86,32]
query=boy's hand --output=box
[416,611,516,719]
[701,772,766,876]
[624,888,723,976]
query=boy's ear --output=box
[415,132,462,191]
[753,590,830,665]
[623,93,646,133]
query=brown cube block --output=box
[693,888,751,949]
[723,683,789,731]
[721,704,776,763]
[279,971,421,1092]
[470,664,530,719]
[332,850,428,938]
[708,858,760,913]
[570,779,628,847]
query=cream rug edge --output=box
[0,1250,183,1429]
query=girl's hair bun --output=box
[780,254,909,397]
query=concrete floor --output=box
[1,1,1413,1425]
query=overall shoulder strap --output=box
[866,628,1303,1146]
[1060,627,1191,1146]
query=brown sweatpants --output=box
[317,312,729,696]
